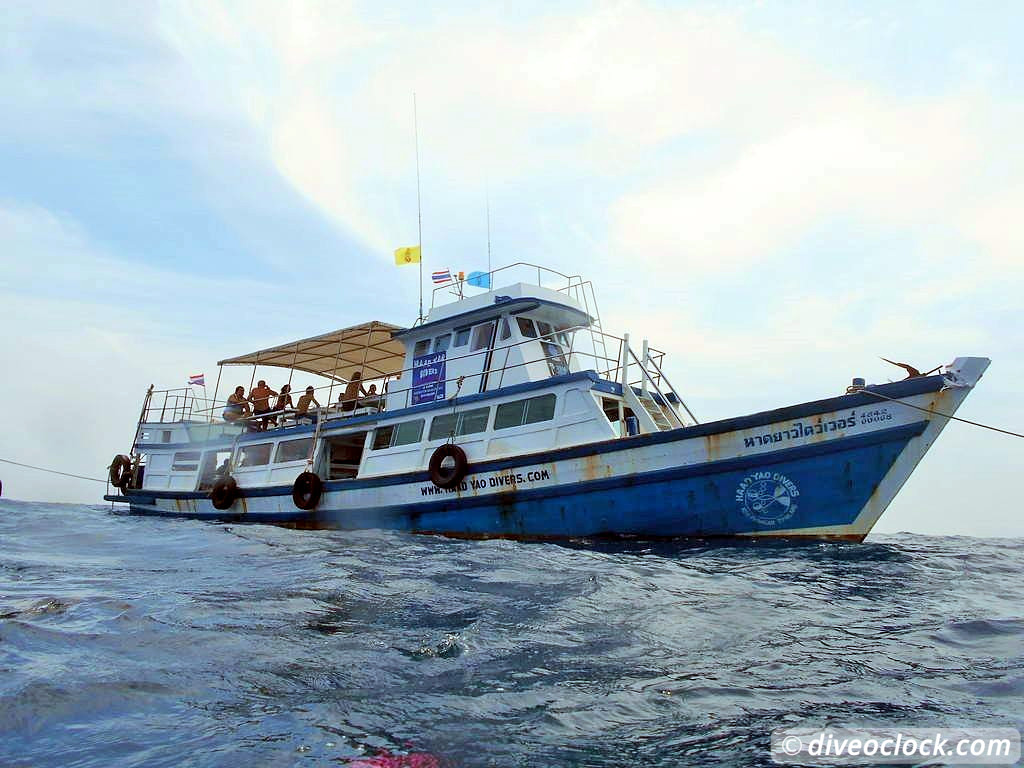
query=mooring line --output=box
[859,389,1024,439]
[0,457,107,483]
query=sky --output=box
[0,1,1021,536]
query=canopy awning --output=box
[217,321,408,381]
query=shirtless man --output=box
[248,380,278,429]
[341,371,368,412]
[295,386,321,424]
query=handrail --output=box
[136,322,685,435]
[645,353,699,424]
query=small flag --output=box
[458,271,465,281]
[466,270,491,288]
[188,374,205,386]
[394,245,421,265]
[432,269,452,284]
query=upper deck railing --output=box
[138,324,694,431]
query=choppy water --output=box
[1,499,1022,767]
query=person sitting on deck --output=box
[223,386,251,422]
[359,383,381,410]
[295,386,321,424]
[248,380,278,430]
[340,371,368,413]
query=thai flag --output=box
[188,374,205,386]
[432,269,452,284]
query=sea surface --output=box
[1,499,1022,767]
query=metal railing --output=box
[135,323,695,431]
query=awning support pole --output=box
[210,366,223,422]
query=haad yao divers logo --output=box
[735,471,799,526]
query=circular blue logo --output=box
[736,472,799,525]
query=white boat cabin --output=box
[129,265,694,494]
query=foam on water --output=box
[1,499,1022,767]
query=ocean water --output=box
[1,499,1022,767]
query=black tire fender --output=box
[109,454,132,489]
[292,471,323,511]
[428,444,468,490]
[210,477,238,510]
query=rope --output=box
[859,388,1024,439]
[0,457,107,483]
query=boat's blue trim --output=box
[393,297,592,340]
[125,420,926,501]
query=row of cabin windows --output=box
[169,394,559,470]
[174,438,313,471]
[412,317,572,358]
[372,393,557,450]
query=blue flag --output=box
[466,271,491,288]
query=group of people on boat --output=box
[222,372,381,429]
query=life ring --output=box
[210,477,238,510]
[428,444,468,490]
[292,471,323,511]
[108,454,133,489]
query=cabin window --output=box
[554,324,574,348]
[372,419,425,449]
[434,333,452,353]
[498,318,511,341]
[516,317,537,338]
[197,450,232,490]
[542,341,571,377]
[454,327,471,347]
[494,394,557,430]
[275,438,312,463]
[237,442,272,467]
[470,322,495,352]
[161,430,172,443]
[536,321,554,339]
[414,339,431,357]
[429,406,490,440]
[171,451,201,472]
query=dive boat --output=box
[104,263,989,541]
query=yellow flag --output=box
[394,245,421,266]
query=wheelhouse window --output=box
[536,321,554,339]
[171,451,201,472]
[516,317,537,338]
[434,333,452,353]
[275,438,312,463]
[237,443,273,467]
[470,322,495,352]
[454,327,471,347]
[414,339,431,356]
[429,406,490,440]
[372,419,425,449]
[494,394,557,430]
[498,318,511,341]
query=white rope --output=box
[859,388,1024,439]
[0,457,107,483]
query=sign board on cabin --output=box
[412,352,447,405]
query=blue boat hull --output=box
[109,420,925,542]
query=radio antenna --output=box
[414,92,424,322]
[486,177,492,282]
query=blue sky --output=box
[1,1,1021,535]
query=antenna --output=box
[414,92,424,322]
[486,177,492,284]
